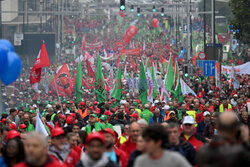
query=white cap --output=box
[65,110,71,115]
[120,100,127,104]
[203,111,210,117]
[46,104,52,108]
[169,111,175,115]
[183,116,195,124]
[154,100,159,104]
[19,92,23,95]
[233,94,238,97]
[163,105,170,110]
[32,104,37,108]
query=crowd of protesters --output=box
[1,13,250,167]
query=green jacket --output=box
[85,122,105,134]
[104,123,114,131]
[26,123,35,132]
[140,109,153,123]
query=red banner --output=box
[119,47,141,56]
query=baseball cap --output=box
[203,111,210,117]
[169,111,175,115]
[163,105,170,110]
[183,116,195,124]
[233,94,238,97]
[86,132,105,144]
[93,101,98,105]
[78,102,85,106]
[129,113,139,119]
[104,110,112,116]
[101,128,116,138]
[100,115,107,121]
[89,114,97,118]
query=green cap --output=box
[2,112,8,115]
[90,114,97,118]
[45,101,49,105]
[100,115,107,121]
[37,101,41,104]
[29,110,35,114]
[24,108,29,112]
[133,102,138,106]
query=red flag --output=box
[132,60,135,70]
[82,36,86,51]
[86,60,96,77]
[49,64,73,97]
[30,41,50,84]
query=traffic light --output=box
[152,5,156,12]
[137,8,141,16]
[131,5,134,12]
[161,8,164,16]
[120,0,126,11]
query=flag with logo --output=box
[49,64,73,97]
[111,64,122,101]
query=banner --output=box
[85,41,102,49]
[116,41,125,51]
[119,47,141,56]
[221,62,250,75]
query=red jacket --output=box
[120,137,137,155]
[181,131,205,151]
[114,147,128,167]
[14,156,66,167]
[49,148,80,167]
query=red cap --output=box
[86,132,105,144]
[51,127,65,137]
[6,130,20,141]
[108,101,112,104]
[59,114,66,119]
[19,124,27,129]
[104,110,112,116]
[93,101,98,105]
[1,118,6,123]
[78,102,85,106]
[134,99,140,104]
[112,99,116,102]
[70,113,76,118]
[69,101,74,104]
[9,124,17,130]
[129,113,139,119]
[101,128,116,138]
[66,116,74,125]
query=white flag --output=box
[35,112,48,136]
[180,78,197,96]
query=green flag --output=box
[111,65,122,101]
[138,61,148,104]
[165,56,175,96]
[75,61,83,104]
[151,63,159,100]
[175,62,183,102]
[94,55,106,103]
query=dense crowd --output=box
[1,14,250,167]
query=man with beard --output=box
[22,113,34,132]
[48,127,79,167]
[101,128,128,167]
[14,131,64,167]
[76,132,118,167]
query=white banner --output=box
[221,62,250,75]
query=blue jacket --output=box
[197,121,206,135]
[149,115,164,125]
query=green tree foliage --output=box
[229,0,250,44]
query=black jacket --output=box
[165,139,197,165]
[127,150,142,167]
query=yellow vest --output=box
[119,135,127,145]
[186,110,197,127]
[219,104,232,112]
